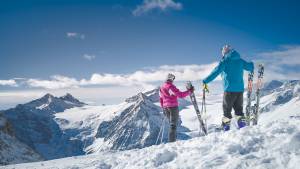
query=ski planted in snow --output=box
[245,72,254,125]
[252,64,264,125]
[186,81,207,135]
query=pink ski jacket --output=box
[159,81,191,108]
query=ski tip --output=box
[257,63,264,67]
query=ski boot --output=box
[236,116,247,129]
[222,117,231,131]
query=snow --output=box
[55,102,132,130]
[63,100,76,105]
[180,91,223,133]
[48,96,52,103]
[35,94,52,109]
[36,103,49,110]
[0,132,43,165]
[259,97,300,124]
[85,94,176,152]
[54,102,134,153]
[2,81,300,168]
[3,117,299,169]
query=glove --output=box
[189,85,195,93]
[203,83,209,93]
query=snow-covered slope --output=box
[0,89,190,166]
[54,102,135,154]
[0,115,43,165]
[1,93,87,161]
[2,80,300,168]
[258,80,300,124]
[3,117,299,169]
[88,93,189,153]
[56,91,190,154]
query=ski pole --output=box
[202,87,208,133]
[160,116,166,144]
[156,114,166,145]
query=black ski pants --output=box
[163,106,179,142]
[223,92,244,119]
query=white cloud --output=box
[255,45,300,82]
[128,63,218,82]
[133,0,182,16]
[27,75,79,89]
[19,63,217,90]
[0,68,221,109]
[80,63,218,86]
[258,45,300,65]
[80,73,130,85]
[0,79,17,87]
[83,54,96,61]
[4,45,300,91]
[66,32,85,39]
[22,45,298,90]
[2,45,300,109]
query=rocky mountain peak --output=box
[60,93,85,106]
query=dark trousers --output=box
[223,92,244,119]
[163,107,179,142]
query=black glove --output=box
[189,86,195,92]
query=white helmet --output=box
[166,73,175,82]
[221,44,232,57]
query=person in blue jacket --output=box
[202,45,254,131]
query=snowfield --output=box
[3,117,300,169]
[1,80,300,169]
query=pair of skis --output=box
[245,64,264,125]
[186,81,208,135]
[186,64,264,134]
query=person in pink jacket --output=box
[159,73,194,142]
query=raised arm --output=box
[242,59,254,72]
[169,85,191,98]
[203,60,225,84]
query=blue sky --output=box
[1,0,300,108]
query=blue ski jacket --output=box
[203,50,254,92]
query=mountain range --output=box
[1,80,300,168]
